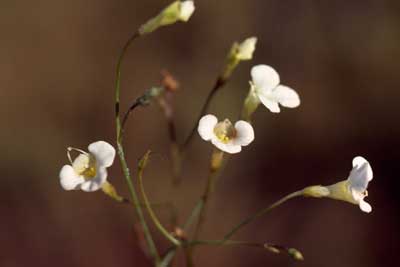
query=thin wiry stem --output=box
[121,100,141,132]
[185,150,224,266]
[182,77,225,149]
[223,191,303,241]
[137,151,181,246]
[114,31,160,264]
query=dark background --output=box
[1,0,399,266]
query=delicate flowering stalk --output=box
[114,142,160,264]
[188,239,303,260]
[113,2,196,262]
[224,156,374,241]
[114,29,159,267]
[184,149,224,266]
[137,151,181,246]
[183,37,257,148]
[223,190,303,241]
[192,149,225,238]
[162,239,303,265]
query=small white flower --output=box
[250,64,300,113]
[236,37,257,60]
[59,141,116,192]
[179,0,195,21]
[326,156,373,213]
[198,114,254,154]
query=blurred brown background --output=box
[1,0,399,266]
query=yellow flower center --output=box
[213,119,236,143]
[72,154,97,180]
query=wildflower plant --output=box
[58,1,374,266]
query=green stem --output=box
[183,200,203,231]
[182,77,225,148]
[192,170,218,238]
[138,151,181,246]
[115,31,139,141]
[114,31,160,264]
[159,248,177,267]
[188,239,263,248]
[185,150,224,266]
[223,191,303,241]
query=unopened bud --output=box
[288,248,304,261]
[139,1,195,35]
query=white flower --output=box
[59,141,116,192]
[250,64,300,113]
[326,156,373,213]
[179,0,195,21]
[198,114,254,154]
[236,37,257,60]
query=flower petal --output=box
[198,114,218,141]
[179,0,195,21]
[80,168,107,192]
[257,93,281,113]
[237,37,257,60]
[272,85,300,108]
[59,165,84,191]
[348,156,372,191]
[88,141,116,168]
[251,65,280,92]
[352,156,373,181]
[359,200,372,213]
[211,137,241,154]
[234,121,254,146]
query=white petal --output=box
[237,37,257,60]
[179,0,195,21]
[88,141,116,168]
[273,85,300,108]
[198,114,218,141]
[257,93,281,113]
[59,165,84,191]
[233,121,254,146]
[251,65,280,92]
[348,156,372,192]
[211,137,241,154]
[359,200,372,213]
[80,168,107,192]
[352,156,373,181]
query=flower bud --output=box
[236,37,257,60]
[288,248,304,261]
[139,1,195,35]
[221,37,258,81]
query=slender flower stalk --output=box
[192,149,224,238]
[137,151,181,246]
[189,239,303,260]
[163,239,303,263]
[114,31,161,264]
[223,190,303,241]
[184,149,224,266]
